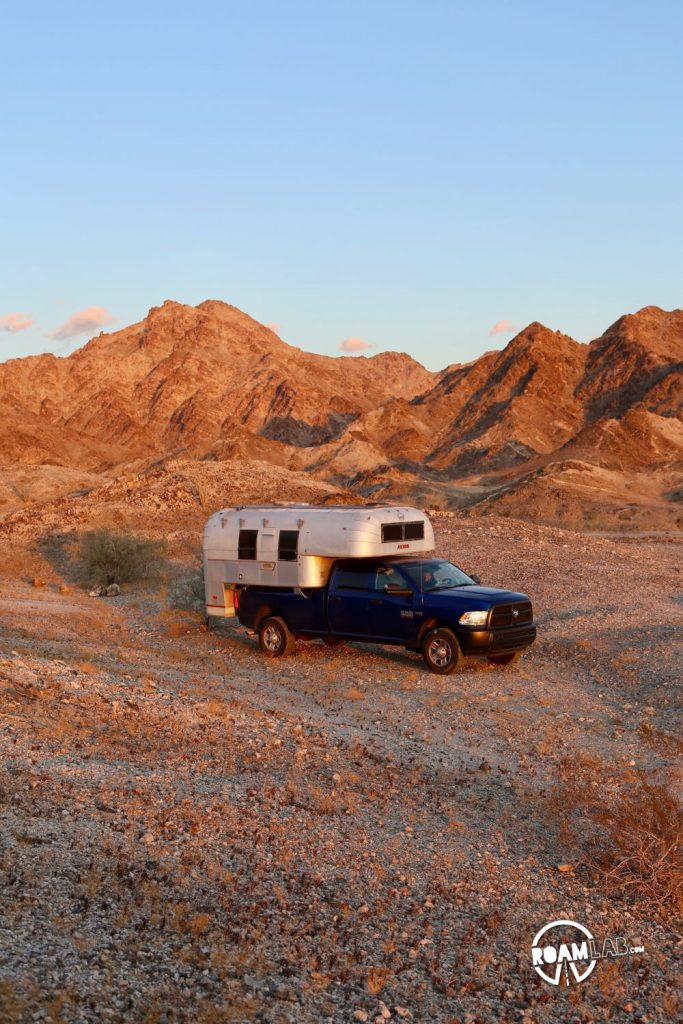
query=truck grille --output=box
[490,625,537,651]
[489,601,533,628]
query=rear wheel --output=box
[487,651,522,667]
[422,627,462,675]
[258,616,295,657]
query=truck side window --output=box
[373,567,406,590]
[238,529,258,560]
[278,530,299,561]
[335,567,370,590]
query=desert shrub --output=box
[595,779,682,913]
[168,566,205,612]
[551,758,682,918]
[79,529,166,586]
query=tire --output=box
[258,616,295,657]
[421,627,462,675]
[487,652,522,667]
[323,637,344,648]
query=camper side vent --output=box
[381,521,424,543]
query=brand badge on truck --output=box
[397,543,410,549]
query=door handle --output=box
[330,595,342,602]
[370,599,382,605]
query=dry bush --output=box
[165,644,202,663]
[78,528,166,586]
[637,721,683,756]
[366,965,391,996]
[341,686,364,701]
[550,757,682,918]
[283,778,347,816]
[169,565,205,612]
[189,912,213,936]
[0,980,30,1024]
[594,779,682,913]
[167,620,189,638]
[75,660,98,675]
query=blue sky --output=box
[2,0,681,370]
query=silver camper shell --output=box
[203,504,435,618]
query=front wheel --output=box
[422,627,463,675]
[487,652,522,668]
[258,616,295,657]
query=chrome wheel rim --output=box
[428,638,452,668]
[263,625,282,651]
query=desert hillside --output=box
[1,512,680,1022]
[0,300,681,530]
[0,300,434,469]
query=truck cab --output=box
[235,555,536,674]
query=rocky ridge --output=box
[0,300,681,530]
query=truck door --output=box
[327,564,372,636]
[368,564,420,642]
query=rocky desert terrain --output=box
[0,299,680,529]
[0,458,681,1022]
[0,301,681,1022]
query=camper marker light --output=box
[459,610,488,626]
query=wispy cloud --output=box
[489,319,517,337]
[339,336,374,353]
[50,306,115,340]
[0,312,34,333]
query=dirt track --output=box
[0,516,680,1023]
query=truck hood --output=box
[425,586,530,605]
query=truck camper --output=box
[203,503,434,618]
[202,503,536,675]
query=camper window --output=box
[238,529,258,560]
[278,530,299,561]
[381,521,425,543]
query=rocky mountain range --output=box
[0,299,681,530]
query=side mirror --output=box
[469,573,481,585]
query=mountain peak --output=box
[501,320,582,359]
[594,305,683,360]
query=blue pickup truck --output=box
[234,555,536,673]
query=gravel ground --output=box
[0,515,680,1023]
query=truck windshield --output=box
[402,560,475,591]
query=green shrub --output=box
[79,529,166,586]
[168,567,205,613]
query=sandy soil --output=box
[0,516,680,1023]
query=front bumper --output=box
[457,622,537,655]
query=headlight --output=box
[459,610,489,626]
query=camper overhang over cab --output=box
[203,504,435,618]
